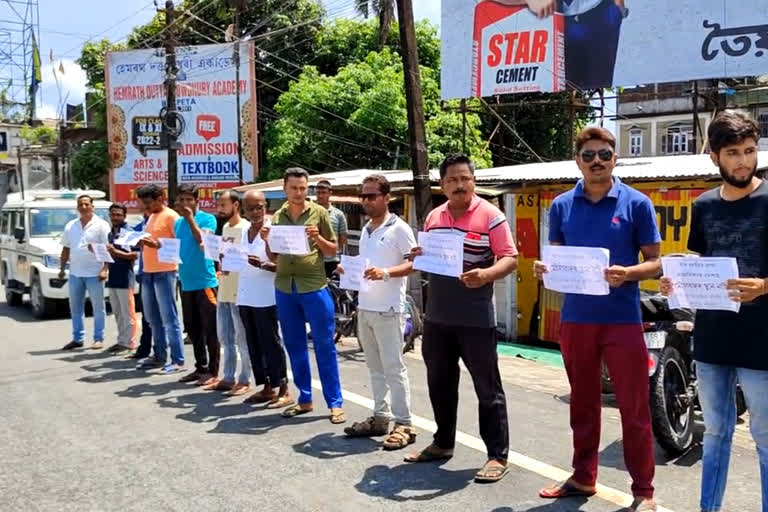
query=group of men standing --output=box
[55,111,766,512]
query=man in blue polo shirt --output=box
[174,184,220,386]
[534,127,661,511]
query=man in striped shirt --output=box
[404,154,518,484]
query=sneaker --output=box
[112,345,131,354]
[136,357,164,370]
[179,371,201,383]
[161,363,184,375]
[90,341,105,350]
[106,344,123,353]
[62,341,84,351]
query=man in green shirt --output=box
[263,167,345,424]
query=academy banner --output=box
[442,0,768,100]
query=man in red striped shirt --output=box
[404,154,519,483]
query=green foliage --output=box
[77,39,126,89]
[20,125,57,145]
[263,50,490,179]
[70,139,109,192]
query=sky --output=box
[33,0,440,121]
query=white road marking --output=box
[308,377,675,512]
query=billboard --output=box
[442,0,768,100]
[106,42,258,209]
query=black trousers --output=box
[422,320,509,461]
[136,280,153,358]
[180,288,220,376]
[239,305,287,386]
[324,261,339,279]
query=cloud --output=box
[38,58,88,119]
[414,0,441,26]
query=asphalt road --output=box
[0,295,762,512]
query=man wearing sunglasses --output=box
[339,174,418,450]
[533,127,661,511]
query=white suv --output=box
[0,190,113,318]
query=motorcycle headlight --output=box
[43,254,61,269]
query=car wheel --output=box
[30,273,56,319]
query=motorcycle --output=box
[602,290,747,456]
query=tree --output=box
[70,140,109,192]
[263,49,490,179]
[20,125,57,145]
[354,0,395,48]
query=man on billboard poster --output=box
[480,0,629,90]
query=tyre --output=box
[3,265,22,307]
[30,273,57,319]
[650,345,695,456]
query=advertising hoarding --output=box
[442,0,768,100]
[106,42,257,209]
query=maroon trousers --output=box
[560,322,655,498]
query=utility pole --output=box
[396,0,431,229]
[228,0,245,184]
[164,0,179,204]
[460,98,468,154]
[691,81,699,154]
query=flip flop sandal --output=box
[330,411,346,424]
[403,445,454,463]
[344,417,389,437]
[539,480,597,499]
[281,404,313,418]
[382,426,417,451]
[246,392,277,404]
[266,396,295,409]
[474,461,510,483]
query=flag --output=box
[49,48,54,63]
[29,33,42,97]
[58,61,65,75]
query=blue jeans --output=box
[140,271,184,365]
[68,275,106,343]
[217,301,250,384]
[275,285,342,408]
[698,362,768,512]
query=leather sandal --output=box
[382,425,417,451]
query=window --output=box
[663,124,694,154]
[0,212,9,235]
[28,208,109,238]
[629,129,643,156]
[758,110,768,139]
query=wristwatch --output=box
[381,269,391,282]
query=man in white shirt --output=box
[339,174,418,450]
[60,195,111,350]
[237,190,294,408]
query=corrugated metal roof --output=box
[235,151,768,192]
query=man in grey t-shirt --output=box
[315,180,348,277]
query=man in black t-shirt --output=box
[662,110,768,512]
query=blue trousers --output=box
[698,362,768,512]
[140,271,184,365]
[275,285,342,408]
[564,0,623,90]
[68,275,106,343]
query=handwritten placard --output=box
[542,245,610,296]
[267,225,310,256]
[221,244,248,273]
[157,238,182,264]
[92,243,114,263]
[662,257,740,312]
[339,255,368,292]
[203,233,222,261]
[413,232,464,278]
[114,230,149,247]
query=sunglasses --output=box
[580,149,614,163]
[358,193,383,201]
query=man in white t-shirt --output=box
[339,174,418,450]
[237,190,294,408]
[60,194,111,350]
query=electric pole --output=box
[692,81,699,154]
[396,0,431,229]
[164,0,179,204]
[228,0,246,185]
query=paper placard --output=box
[221,244,248,272]
[267,225,310,256]
[114,230,149,247]
[92,243,114,263]
[339,255,368,292]
[203,233,222,261]
[662,257,740,312]
[542,245,610,296]
[413,231,464,278]
[157,238,182,264]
